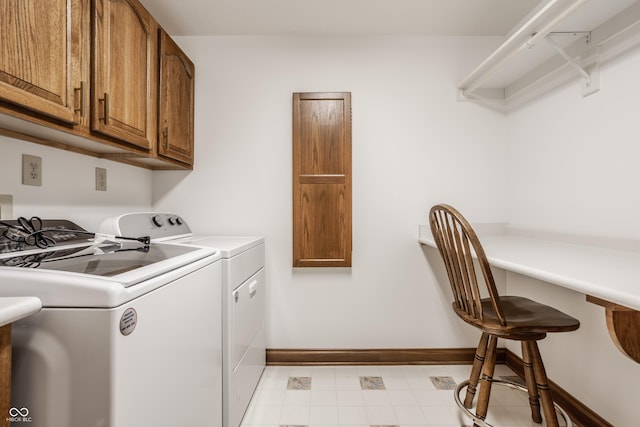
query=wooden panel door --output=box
[0,0,84,124]
[293,92,352,267]
[92,0,157,150]
[158,29,195,166]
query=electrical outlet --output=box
[0,195,13,219]
[95,167,107,191]
[22,154,42,186]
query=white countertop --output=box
[0,297,42,328]
[419,224,640,311]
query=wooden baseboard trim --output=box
[266,347,505,366]
[504,349,612,427]
[267,348,611,426]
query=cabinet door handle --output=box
[162,127,169,149]
[99,93,110,125]
[74,81,86,117]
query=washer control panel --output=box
[101,212,192,240]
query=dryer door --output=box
[231,268,265,369]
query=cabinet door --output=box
[92,0,157,150]
[0,0,84,124]
[158,30,194,165]
[292,92,352,267]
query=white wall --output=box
[504,45,640,425]
[152,35,509,349]
[506,45,640,239]
[0,134,152,230]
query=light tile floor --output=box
[240,364,570,427]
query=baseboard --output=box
[266,347,612,427]
[266,347,504,365]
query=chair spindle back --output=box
[429,204,505,326]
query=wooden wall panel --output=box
[293,92,351,267]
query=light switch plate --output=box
[95,167,107,191]
[22,154,42,186]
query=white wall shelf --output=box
[419,224,640,311]
[458,0,640,110]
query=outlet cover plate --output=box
[0,195,13,219]
[95,167,107,191]
[22,154,42,186]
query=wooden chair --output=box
[429,204,580,427]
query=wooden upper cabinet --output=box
[91,0,157,150]
[0,0,85,124]
[0,0,196,169]
[158,29,195,166]
[293,92,352,267]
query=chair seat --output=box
[454,296,580,340]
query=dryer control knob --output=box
[152,215,164,227]
[168,217,175,225]
[175,217,183,225]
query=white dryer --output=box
[100,213,265,427]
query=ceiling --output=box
[139,0,543,36]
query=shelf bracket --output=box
[544,32,600,96]
[587,295,640,364]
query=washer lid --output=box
[0,243,220,308]
[0,218,213,285]
[0,241,216,287]
[1,240,202,278]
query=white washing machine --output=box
[100,213,265,427]
[0,218,223,427]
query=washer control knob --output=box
[152,215,164,227]
[167,217,175,225]
[175,217,183,226]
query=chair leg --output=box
[464,332,490,408]
[474,335,498,425]
[522,341,542,423]
[529,341,560,427]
